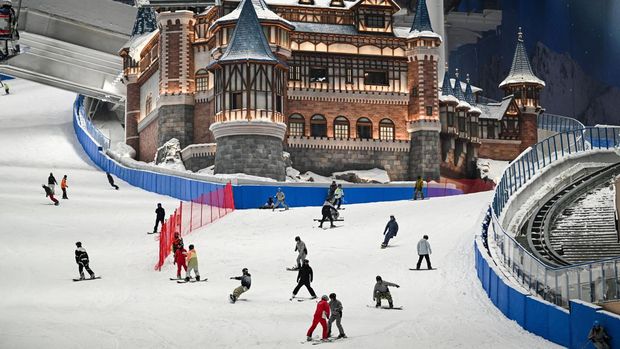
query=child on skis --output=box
[185,244,200,281]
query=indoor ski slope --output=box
[0,80,559,348]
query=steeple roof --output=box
[452,69,466,101]
[217,0,280,64]
[407,0,441,41]
[439,66,458,104]
[499,28,545,88]
[131,6,158,37]
[464,74,476,105]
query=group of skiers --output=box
[41,172,121,206]
[317,181,344,228]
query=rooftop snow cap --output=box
[498,27,545,88]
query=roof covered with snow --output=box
[215,0,281,64]
[225,0,360,9]
[439,78,482,94]
[407,0,441,41]
[478,95,514,120]
[499,29,545,88]
[291,21,357,35]
[125,29,159,61]
[212,0,293,29]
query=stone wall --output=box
[479,139,522,160]
[194,99,215,144]
[409,130,441,180]
[125,82,140,158]
[158,104,194,148]
[139,118,158,162]
[184,154,215,172]
[214,135,285,181]
[520,113,538,152]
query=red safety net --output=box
[154,182,235,271]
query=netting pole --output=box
[190,199,193,233]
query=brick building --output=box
[119,0,544,181]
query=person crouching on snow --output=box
[373,275,399,308]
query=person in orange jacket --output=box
[61,175,69,199]
[173,245,187,280]
[185,244,200,281]
[307,295,331,342]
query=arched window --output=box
[333,116,350,139]
[310,114,327,137]
[288,113,305,137]
[379,118,395,140]
[145,93,153,115]
[196,69,208,92]
[356,117,372,139]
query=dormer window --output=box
[298,0,314,4]
[364,14,385,28]
[329,0,345,7]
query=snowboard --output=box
[73,276,102,282]
[409,268,437,271]
[313,219,344,221]
[366,305,403,310]
[286,267,299,271]
[177,278,208,283]
[290,296,317,302]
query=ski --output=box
[313,219,344,222]
[177,278,208,283]
[147,232,158,235]
[408,268,437,271]
[73,276,102,282]
[286,267,299,271]
[170,278,182,281]
[312,339,334,345]
[290,297,317,302]
[366,305,403,310]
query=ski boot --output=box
[196,275,200,281]
[306,336,312,342]
[310,295,317,299]
[229,294,236,303]
[185,276,190,282]
[337,334,347,339]
[90,274,96,279]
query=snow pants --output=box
[296,252,307,268]
[328,313,344,337]
[273,200,288,210]
[48,194,59,205]
[414,187,424,200]
[307,317,328,339]
[78,262,95,278]
[233,285,248,298]
[186,260,199,279]
[375,291,393,307]
[593,341,610,349]
[61,187,68,199]
[382,233,394,246]
[176,261,187,278]
[416,254,432,269]
[334,198,342,209]
[293,280,316,297]
[153,217,164,233]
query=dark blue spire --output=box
[410,0,434,33]
[453,69,466,101]
[441,66,453,97]
[464,74,476,104]
[131,6,158,37]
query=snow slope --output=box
[0,80,559,348]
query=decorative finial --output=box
[445,62,449,70]
[455,68,459,79]
[466,73,470,84]
[517,27,523,42]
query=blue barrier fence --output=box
[75,96,111,150]
[475,239,620,348]
[538,113,585,133]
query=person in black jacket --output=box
[318,199,336,228]
[381,215,399,248]
[291,259,317,299]
[48,172,58,194]
[229,268,252,303]
[75,242,95,280]
[153,203,165,234]
[106,172,119,190]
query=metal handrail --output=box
[538,113,585,133]
[74,96,111,150]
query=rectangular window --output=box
[196,77,208,92]
[487,123,496,138]
[345,68,353,84]
[289,123,304,137]
[276,95,282,113]
[364,14,385,28]
[412,86,418,97]
[426,106,433,116]
[231,92,243,109]
[289,65,301,81]
[309,67,328,82]
[364,71,388,86]
[334,124,349,138]
[379,126,394,140]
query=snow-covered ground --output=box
[0,80,559,348]
[477,158,510,183]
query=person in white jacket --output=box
[416,235,432,269]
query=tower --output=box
[499,27,545,151]
[208,0,288,180]
[406,0,442,180]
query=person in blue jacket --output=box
[381,215,398,248]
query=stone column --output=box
[125,76,140,158]
[519,109,539,152]
[408,120,441,180]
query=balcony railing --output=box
[215,109,284,124]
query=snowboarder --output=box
[293,236,307,270]
[229,268,251,303]
[381,215,398,248]
[292,259,317,299]
[273,188,289,211]
[327,293,346,339]
[333,184,344,210]
[373,275,399,308]
[306,295,330,342]
[172,232,184,255]
[185,244,200,281]
[153,203,165,234]
[48,172,58,194]
[328,181,337,197]
[588,321,611,349]
[318,198,336,228]
[416,235,432,270]
[174,245,187,280]
[60,175,69,199]
[260,196,274,209]
[3,81,9,95]
[75,242,95,280]
[106,172,119,190]
[414,176,424,200]
[42,184,59,206]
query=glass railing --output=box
[489,126,620,307]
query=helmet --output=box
[242,268,248,273]
[329,293,336,299]
[321,295,328,301]
[376,275,382,281]
[75,241,82,247]
[303,259,309,264]
[593,320,600,327]
[189,244,194,250]
[295,236,300,241]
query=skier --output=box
[588,321,611,349]
[416,235,432,270]
[414,176,424,200]
[373,275,399,308]
[328,181,337,197]
[42,184,59,206]
[106,172,119,190]
[3,81,8,95]
[173,245,187,280]
[327,293,346,339]
[292,259,317,299]
[318,198,336,228]
[172,232,184,255]
[75,242,96,280]
[185,244,200,281]
[306,295,330,342]
[48,172,58,194]
[229,268,251,303]
[273,187,289,211]
[293,236,307,270]
[381,215,398,248]
[333,184,344,210]
[153,203,165,234]
[60,175,69,199]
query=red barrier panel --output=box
[154,182,235,271]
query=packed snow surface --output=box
[0,80,559,348]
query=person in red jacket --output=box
[173,246,188,280]
[307,295,331,342]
